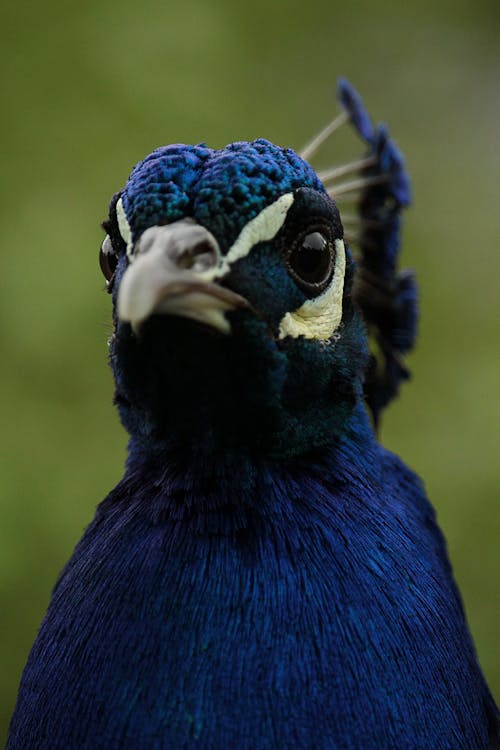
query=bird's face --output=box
[101,140,368,456]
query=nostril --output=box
[132,221,222,273]
[177,240,218,272]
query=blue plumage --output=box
[7,80,498,749]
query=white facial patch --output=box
[116,197,133,256]
[212,192,295,278]
[278,238,346,340]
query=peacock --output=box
[7,78,499,750]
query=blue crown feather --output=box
[304,78,416,424]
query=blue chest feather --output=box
[7,409,495,749]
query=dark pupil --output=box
[99,244,118,284]
[290,231,331,285]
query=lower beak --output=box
[117,221,250,333]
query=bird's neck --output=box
[120,401,378,530]
[115,364,368,463]
[112,307,371,460]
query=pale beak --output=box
[117,220,250,333]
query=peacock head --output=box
[100,80,413,457]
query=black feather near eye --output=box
[99,234,118,289]
[287,229,335,293]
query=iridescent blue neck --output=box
[123,400,378,493]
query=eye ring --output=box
[99,234,118,289]
[286,227,336,294]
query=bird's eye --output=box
[287,230,335,292]
[99,235,118,288]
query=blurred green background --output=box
[1,0,498,740]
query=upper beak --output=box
[117,220,250,333]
